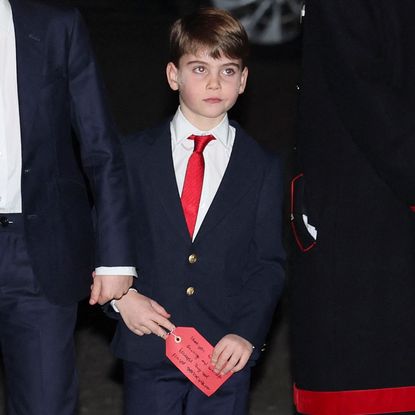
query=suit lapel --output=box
[10,0,44,143]
[195,126,259,242]
[145,123,259,244]
[146,122,191,243]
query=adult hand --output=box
[89,274,133,305]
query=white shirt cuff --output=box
[95,266,137,278]
[110,288,138,313]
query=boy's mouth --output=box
[203,98,222,104]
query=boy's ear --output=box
[166,62,180,91]
[238,66,249,94]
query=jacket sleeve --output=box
[231,156,286,348]
[67,9,135,267]
[308,0,415,206]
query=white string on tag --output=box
[167,328,181,343]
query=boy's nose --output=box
[207,74,220,89]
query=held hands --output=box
[89,274,134,305]
[211,334,253,375]
[115,290,175,338]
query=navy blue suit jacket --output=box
[112,120,285,368]
[10,0,134,304]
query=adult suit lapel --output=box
[10,0,44,144]
[195,125,260,242]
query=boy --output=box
[111,8,285,415]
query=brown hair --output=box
[169,7,249,68]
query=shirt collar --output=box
[171,106,231,150]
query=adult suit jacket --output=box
[111,120,286,368]
[9,0,133,305]
[292,1,415,413]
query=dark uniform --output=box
[291,1,415,414]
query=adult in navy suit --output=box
[0,0,135,414]
[291,1,415,414]
[109,8,285,415]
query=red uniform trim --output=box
[294,383,415,415]
[410,205,415,212]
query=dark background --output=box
[1,1,301,413]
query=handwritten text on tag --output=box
[165,327,232,397]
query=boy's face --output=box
[166,50,248,131]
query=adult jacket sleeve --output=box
[67,9,134,267]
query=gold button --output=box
[188,254,198,264]
[186,287,195,296]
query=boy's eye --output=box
[223,68,236,76]
[193,66,206,74]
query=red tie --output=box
[181,134,215,238]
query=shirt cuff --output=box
[95,266,138,278]
[110,288,138,313]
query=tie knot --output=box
[188,134,215,154]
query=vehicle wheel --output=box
[211,0,302,44]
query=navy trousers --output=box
[123,359,251,415]
[0,214,78,415]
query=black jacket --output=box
[292,0,415,410]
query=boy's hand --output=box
[115,290,175,338]
[211,334,253,375]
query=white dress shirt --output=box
[171,107,235,239]
[0,0,135,277]
[0,0,22,213]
